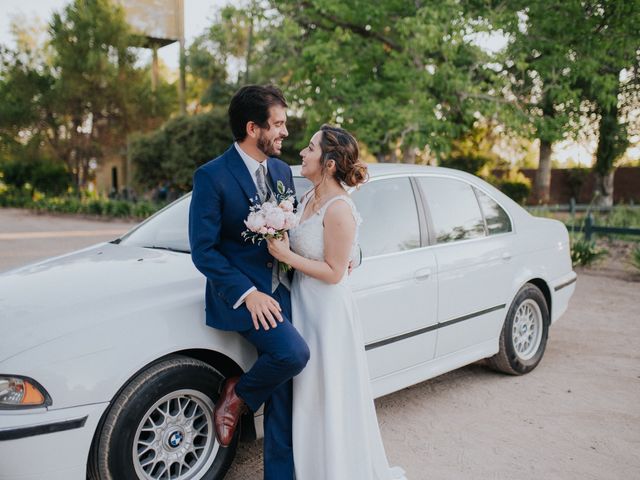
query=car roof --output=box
[290,162,529,220]
[291,162,478,181]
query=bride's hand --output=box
[267,233,291,261]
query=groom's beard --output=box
[257,131,285,157]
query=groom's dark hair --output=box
[228,85,288,141]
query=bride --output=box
[267,125,406,479]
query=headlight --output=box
[0,376,51,408]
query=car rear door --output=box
[415,175,515,358]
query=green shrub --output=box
[487,170,532,205]
[0,184,32,207]
[1,189,164,220]
[132,201,157,218]
[570,236,608,267]
[631,244,640,272]
[441,154,490,175]
[499,180,531,205]
[129,110,307,193]
[0,159,71,196]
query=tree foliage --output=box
[129,109,307,191]
[265,0,508,161]
[498,0,640,204]
[0,0,177,190]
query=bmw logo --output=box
[168,431,183,448]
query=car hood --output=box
[0,243,201,364]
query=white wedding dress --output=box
[289,192,407,480]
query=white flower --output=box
[283,211,298,229]
[279,199,294,212]
[261,201,278,213]
[264,207,286,230]
[245,212,266,232]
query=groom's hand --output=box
[245,291,283,330]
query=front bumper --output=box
[0,402,109,480]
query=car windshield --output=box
[119,194,191,253]
[118,177,311,253]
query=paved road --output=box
[0,208,137,272]
[1,208,638,480]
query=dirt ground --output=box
[1,208,639,480]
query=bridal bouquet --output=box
[242,181,298,271]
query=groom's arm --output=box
[189,167,255,306]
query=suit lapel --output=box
[225,145,260,204]
[266,159,286,198]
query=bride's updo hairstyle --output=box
[319,124,368,187]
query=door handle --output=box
[502,252,512,261]
[415,268,432,280]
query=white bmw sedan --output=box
[0,164,576,480]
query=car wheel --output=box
[90,355,238,480]
[488,283,550,375]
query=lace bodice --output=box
[289,192,362,263]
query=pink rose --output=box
[259,226,268,234]
[244,212,266,232]
[283,211,298,229]
[264,207,286,230]
[267,227,276,235]
[279,199,294,212]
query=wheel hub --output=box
[511,299,543,361]
[167,430,185,449]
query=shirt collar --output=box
[234,142,268,176]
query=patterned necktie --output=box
[256,164,268,202]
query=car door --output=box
[349,176,438,381]
[416,175,515,357]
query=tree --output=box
[0,0,177,191]
[187,1,274,109]
[0,47,54,157]
[260,0,508,162]
[498,1,586,204]
[501,0,640,205]
[441,122,510,175]
[575,1,639,206]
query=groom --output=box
[189,85,310,479]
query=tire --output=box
[488,283,550,375]
[90,355,238,480]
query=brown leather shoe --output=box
[213,376,248,447]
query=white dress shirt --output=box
[232,142,268,309]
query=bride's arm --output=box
[268,201,356,285]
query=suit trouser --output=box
[235,285,310,480]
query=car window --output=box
[474,188,512,235]
[350,177,421,257]
[293,176,313,202]
[120,195,191,252]
[417,177,486,243]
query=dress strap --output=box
[320,195,362,226]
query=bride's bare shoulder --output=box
[323,197,356,227]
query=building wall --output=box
[94,155,128,196]
[517,167,640,204]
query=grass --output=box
[529,205,640,241]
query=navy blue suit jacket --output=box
[189,145,296,331]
